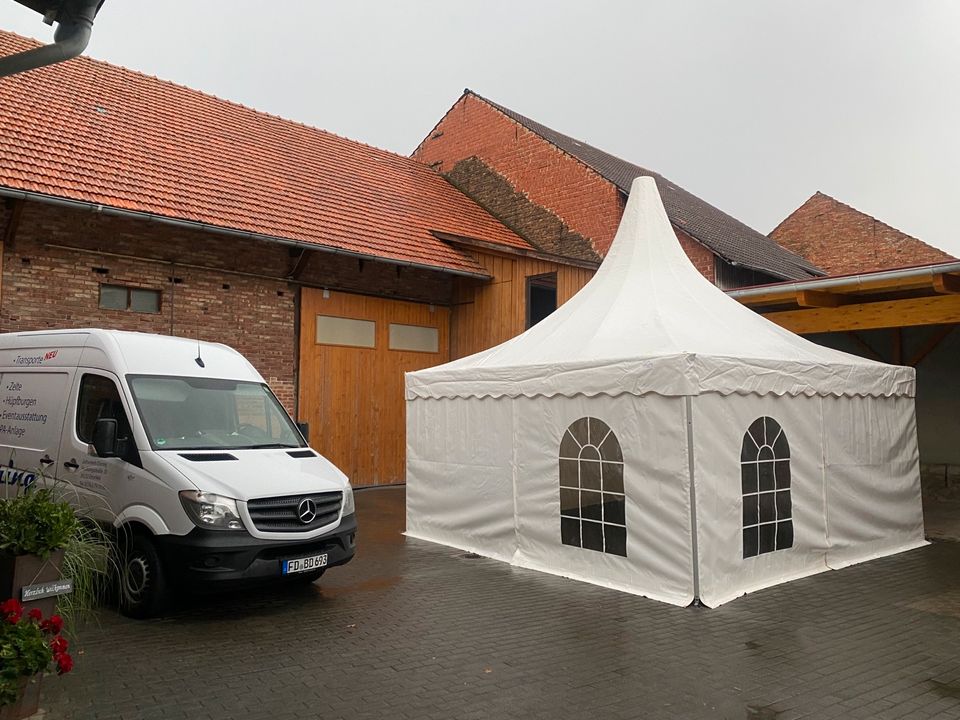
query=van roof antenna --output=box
[195,328,205,368]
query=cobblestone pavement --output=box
[41,487,960,720]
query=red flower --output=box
[40,614,63,634]
[55,652,73,675]
[27,608,43,622]
[1,598,22,624]
[50,635,69,654]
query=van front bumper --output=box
[155,513,357,589]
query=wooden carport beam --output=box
[933,273,960,294]
[796,289,844,308]
[765,294,960,334]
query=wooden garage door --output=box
[298,289,449,487]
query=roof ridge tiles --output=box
[460,89,822,281]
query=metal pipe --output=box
[0,0,102,78]
[727,261,960,299]
[0,187,492,280]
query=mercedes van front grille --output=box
[246,491,342,533]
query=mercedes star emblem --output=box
[297,498,317,525]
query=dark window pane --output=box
[759,492,776,523]
[776,490,792,519]
[602,461,623,493]
[560,488,580,517]
[604,525,627,557]
[741,433,758,462]
[773,427,790,459]
[776,520,794,549]
[580,460,601,491]
[742,495,759,527]
[130,288,160,313]
[759,523,776,554]
[758,461,775,492]
[99,284,127,310]
[775,460,791,489]
[526,279,557,329]
[77,374,132,443]
[568,417,590,446]
[743,526,759,558]
[588,417,611,447]
[599,431,623,462]
[741,463,758,494]
[580,445,601,462]
[748,417,766,447]
[561,517,581,547]
[763,417,781,447]
[559,459,579,488]
[559,430,580,459]
[758,446,775,462]
[580,490,602,521]
[581,521,604,552]
[603,495,625,525]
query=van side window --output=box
[77,375,133,444]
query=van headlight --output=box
[342,482,355,516]
[179,490,245,531]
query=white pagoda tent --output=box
[405,176,925,607]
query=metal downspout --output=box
[0,0,103,78]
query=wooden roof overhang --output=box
[728,261,960,334]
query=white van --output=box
[0,329,356,617]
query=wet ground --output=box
[41,487,960,719]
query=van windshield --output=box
[127,375,306,451]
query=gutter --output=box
[727,261,960,300]
[0,0,103,78]
[0,187,493,281]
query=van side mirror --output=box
[296,422,309,442]
[92,418,119,458]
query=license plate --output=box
[282,553,328,575]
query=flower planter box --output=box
[0,550,64,618]
[0,675,41,720]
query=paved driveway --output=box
[43,487,960,719]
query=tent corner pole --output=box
[685,396,701,605]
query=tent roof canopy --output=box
[407,178,914,401]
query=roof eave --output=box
[0,187,494,280]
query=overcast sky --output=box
[2,1,958,256]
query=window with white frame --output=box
[741,416,793,558]
[559,417,626,557]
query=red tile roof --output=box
[0,31,531,275]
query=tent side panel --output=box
[512,394,695,607]
[405,396,517,561]
[693,394,830,607]
[822,395,927,568]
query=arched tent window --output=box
[559,417,626,557]
[741,417,793,558]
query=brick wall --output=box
[677,229,715,283]
[1,201,453,412]
[771,192,956,275]
[415,93,718,278]
[415,95,624,255]
[444,157,599,262]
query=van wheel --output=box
[119,534,169,619]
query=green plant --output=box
[0,488,78,559]
[58,519,117,632]
[0,599,73,706]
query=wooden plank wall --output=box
[298,289,449,487]
[451,252,594,358]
